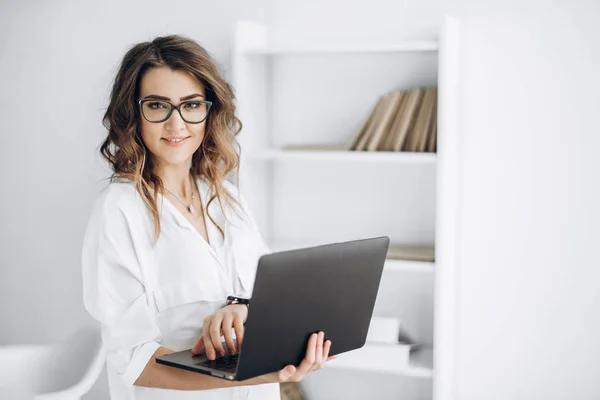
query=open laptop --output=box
[155,236,390,381]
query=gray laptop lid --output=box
[234,236,389,381]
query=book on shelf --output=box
[276,87,437,154]
[364,91,404,151]
[379,92,409,151]
[352,93,392,151]
[366,316,422,350]
[367,316,402,344]
[426,91,438,153]
[387,244,435,262]
[391,89,424,151]
[346,98,380,150]
[281,144,348,151]
[347,86,438,153]
[332,341,421,371]
[406,87,436,152]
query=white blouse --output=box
[81,176,280,400]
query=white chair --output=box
[0,325,106,400]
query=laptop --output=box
[155,236,390,381]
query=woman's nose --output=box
[165,107,186,130]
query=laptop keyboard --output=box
[196,353,239,373]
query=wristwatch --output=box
[226,295,250,308]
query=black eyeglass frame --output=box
[138,98,213,124]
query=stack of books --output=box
[387,244,435,262]
[332,316,422,372]
[347,87,438,152]
[280,87,437,153]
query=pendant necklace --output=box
[164,175,197,215]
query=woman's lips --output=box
[161,136,190,147]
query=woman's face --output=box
[138,66,207,170]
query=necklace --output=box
[164,176,197,215]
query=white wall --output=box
[268,0,440,45]
[437,1,600,399]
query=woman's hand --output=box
[256,331,335,383]
[191,304,248,360]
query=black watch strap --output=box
[226,295,250,307]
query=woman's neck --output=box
[155,162,195,198]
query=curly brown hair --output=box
[100,34,243,242]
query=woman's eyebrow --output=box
[143,93,205,101]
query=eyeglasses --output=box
[138,99,213,124]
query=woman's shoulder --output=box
[199,176,253,223]
[199,176,244,206]
[83,177,162,257]
[220,178,242,200]
[218,179,252,212]
[89,178,143,220]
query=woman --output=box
[82,35,332,400]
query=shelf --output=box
[268,240,434,273]
[327,344,433,378]
[385,259,434,273]
[247,149,437,164]
[242,41,439,55]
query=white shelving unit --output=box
[247,149,437,164]
[327,344,434,378]
[232,20,438,400]
[269,239,434,274]
[242,41,439,55]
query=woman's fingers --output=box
[209,315,225,358]
[320,340,332,369]
[232,313,245,352]
[278,365,296,382]
[191,335,205,355]
[202,317,216,360]
[312,332,324,371]
[294,333,318,378]
[221,313,236,355]
[197,306,249,360]
[258,333,332,384]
